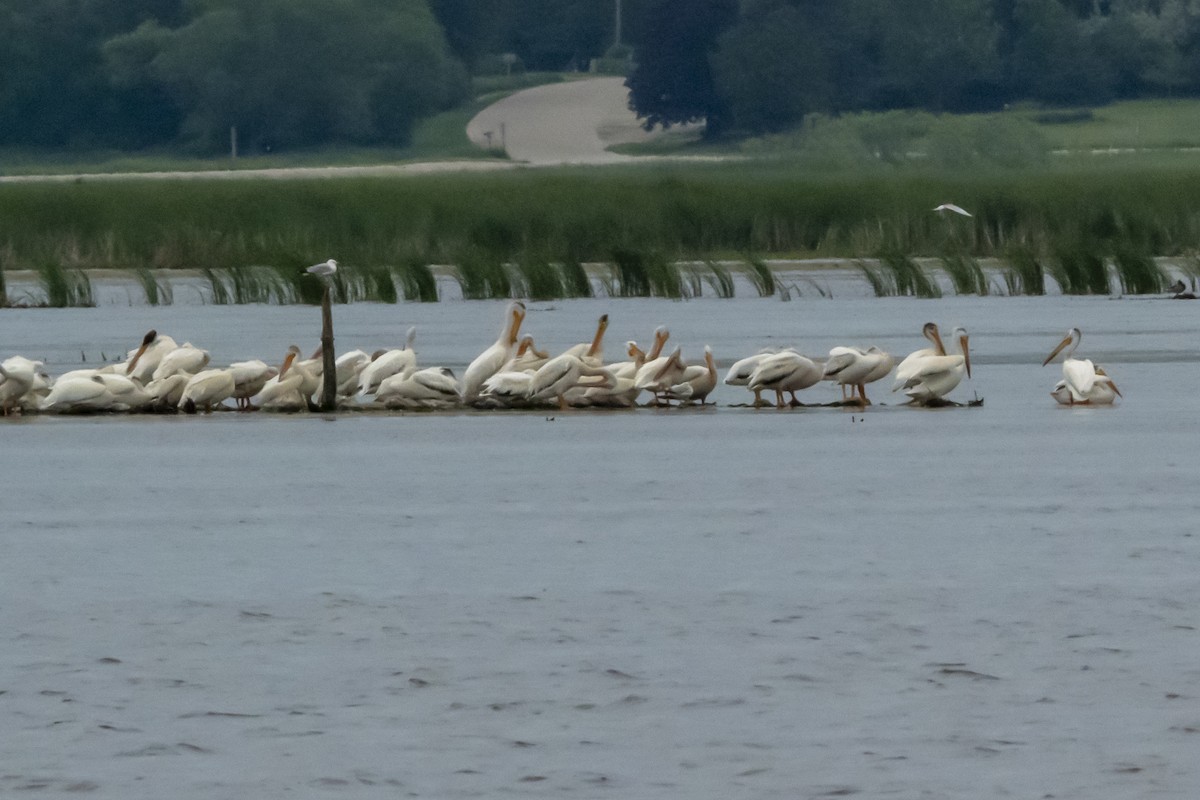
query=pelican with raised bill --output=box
[1042,327,1120,405]
[462,301,526,403]
[892,327,970,404]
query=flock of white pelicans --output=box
[0,301,1118,416]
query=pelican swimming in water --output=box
[823,346,895,404]
[893,327,971,403]
[1042,328,1120,405]
[463,301,526,403]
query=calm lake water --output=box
[2,293,1198,798]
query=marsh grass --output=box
[394,257,439,302]
[1002,245,1046,295]
[940,252,989,295]
[453,248,512,300]
[129,267,174,305]
[858,259,895,297]
[35,261,94,307]
[1112,246,1165,294]
[9,163,1200,303]
[513,254,564,301]
[704,261,736,298]
[878,250,942,298]
[1049,244,1110,295]
[745,258,776,297]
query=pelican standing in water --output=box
[664,346,718,405]
[747,349,823,408]
[463,301,526,402]
[893,327,971,403]
[1042,327,1120,405]
[823,346,895,404]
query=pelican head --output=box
[505,301,526,345]
[587,314,609,357]
[125,329,159,375]
[952,326,971,378]
[1042,327,1081,367]
[516,334,534,356]
[280,345,301,377]
[646,326,670,360]
[921,322,947,355]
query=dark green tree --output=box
[104,0,468,152]
[625,0,738,136]
[710,4,832,132]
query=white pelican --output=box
[634,344,688,403]
[894,323,946,384]
[41,376,111,413]
[332,350,370,397]
[480,370,535,405]
[528,353,614,410]
[824,346,895,404]
[152,342,210,381]
[562,314,609,366]
[229,360,277,409]
[463,301,526,402]
[259,346,315,411]
[664,346,718,404]
[307,258,338,277]
[747,349,823,408]
[359,348,418,396]
[1051,366,1120,406]
[0,357,39,415]
[723,349,779,405]
[583,342,646,407]
[933,203,972,217]
[1042,328,1120,405]
[124,329,179,383]
[631,327,673,401]
[377,367,462,409]
[145,373,190,411]
[498,334,550,374]
[893,327,971,403]
[180,369,236,414]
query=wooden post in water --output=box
[320,284,337,411]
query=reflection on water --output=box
[2,295,1199,798]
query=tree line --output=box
[0,0,657,154]
[628,0,1200,136]
[5,0,1200,154]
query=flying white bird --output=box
[932,203,972,217]
[306,259,338,277]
